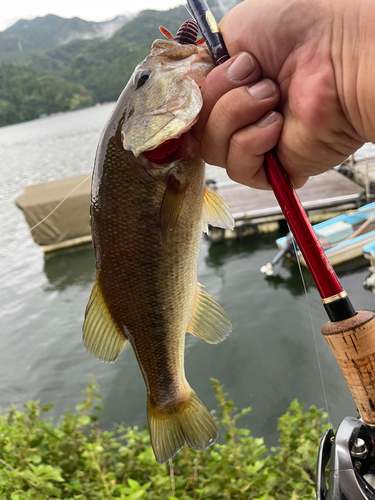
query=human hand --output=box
[195,0,369,189]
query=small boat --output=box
[275,201,375,268]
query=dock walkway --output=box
[207,169,365,241]
[16,169,365,250]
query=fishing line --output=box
[28,174,91,232]
[290,227,333,427]
[181,0,194,18]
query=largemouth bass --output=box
[83,23,234,464]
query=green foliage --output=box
[0,5,198,127]
[0,64,93,126]
[0,1,246,126]
[0,377,329,499]
[51,6,191,104]
[0,6,190,127]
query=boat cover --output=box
[315,220,353,244]
[15,174,91,246]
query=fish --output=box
[83,22,234,464]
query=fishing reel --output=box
[317,416,375,499]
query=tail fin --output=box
[147,391,218,464]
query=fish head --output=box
[121,39,213,164]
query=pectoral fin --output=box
[83,280,127,363]
[159,175,188,244]
[187,284,231,344]
[202,185,234,233]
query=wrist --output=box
[332,0,375,142]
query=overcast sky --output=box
[0,0,182,31]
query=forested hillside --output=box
[0,65,93,127]
[0,2,239,127]
[28,7,192,103]
[0,14,130,62]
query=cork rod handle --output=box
[322,310,375,426]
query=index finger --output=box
[194,52,262,141]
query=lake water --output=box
[1,104,374,445]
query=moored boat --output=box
[275,201,375,267]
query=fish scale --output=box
[93,137,204,398]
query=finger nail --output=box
[257,111,278,128]
[226,52,255,82]
[248,79,277,100]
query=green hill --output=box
[0,64,93,127]
[61,6,192,102]
[0,2,241,127]
[0,14,130,62]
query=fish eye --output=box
[135,70,151,90]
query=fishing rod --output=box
[186,0,375,498]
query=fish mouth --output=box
[142,132,191,165]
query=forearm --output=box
[333,0,375,142]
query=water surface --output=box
[1,105,374,444]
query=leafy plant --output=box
[0,64,93,126]
[0,377,329,499]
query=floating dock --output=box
[206,169,365,242]
[16,169,365,251]
[339,154,375,198]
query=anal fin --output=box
[202,185,234,233]
[83,279,127,363]
[186,284,231,344]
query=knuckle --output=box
[226,131,263,183]
[200,138,223,167]
[200,65,231,107]
[215,89,251,125]
[230,129,254,156]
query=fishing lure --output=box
[159,19,205,45]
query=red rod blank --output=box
[264,150,343,299]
